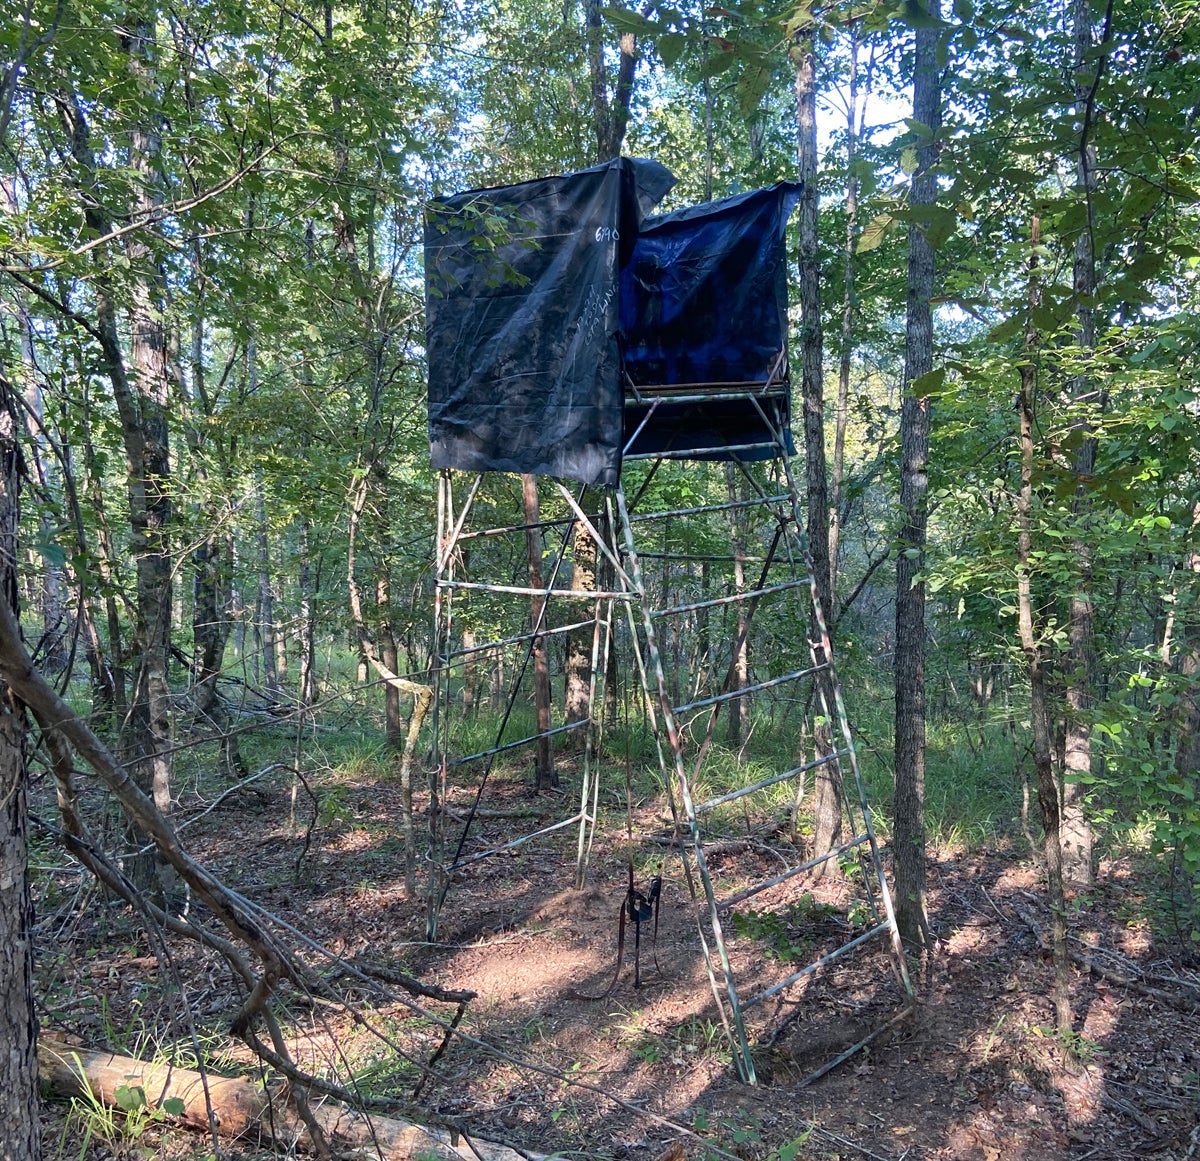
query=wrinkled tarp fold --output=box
[425,158,676,487]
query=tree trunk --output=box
[253,466,280,701]
[462,628,478,715]
[38,1037,534,1161]
[348,478,431,895]
[794,27,832,622]
[381,614,404,749]
[522,474,556,789]
[893,1,941,954]
[297,513,318,711]
[585,0,638,161]
[187,300,243,779]
[795,25,843,867]
[9,285,69,673]
[1017,216,1072,1034]
[564,523,596,734]
[117,15,176,895]
[1062,0,1104,887]
[567,9,640,733]
[830,27,869,611]
[80,378,125,724]
[696,559,711,701]
[371,454,402,749]
[192,533,224,718]
[0,371,39,1161]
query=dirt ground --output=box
[36,766,1200,1161]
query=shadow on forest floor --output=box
[33,758,1200,1161]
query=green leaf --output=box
[599,6,665,36]
[162,1097,187,1117]
[856,212,895,253]
[900,145,919,174]
[34,534,66,569]
[698,45,737,77]
[911,367,946,397]
[921,205,958,248]
[657,32,687,65]
[737,56,772,116]
[988,315,1023,343]
[114,1084,148,1113]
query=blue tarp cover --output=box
[621,182,801,460]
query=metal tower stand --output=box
[425,387,913,1083]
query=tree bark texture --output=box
[0,372,39,1161]
[565,522,597,733]
[187,323,243,777]
[585,0,637,162]
[794,28,832,620]
[57,25,176,889]
[571,0,639,730]
[893,3,941,954]
[297,517,318,710]
[123,12,174,835]
[7,276,69,674]
[80,378,125,723]
[253,465,280,699]
[831,27,867,612]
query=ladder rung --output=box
[445,720,589,769]
[673,664,828,715]
[715,832,871,911]
[625,382,788,398]
[457,514,583,543]
[446,813,586,869]
[695,750,849,814]
[628,494,791,524]
[439,580,633,600]
[741,922,892,1010]
[624,440,781,460]
[447,618,597,660]
[636,552,768,563]
[650,578,809,619]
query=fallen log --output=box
[38,1037,263,1137]
[39,1037,538,1161]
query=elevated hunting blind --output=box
[422,159,913,1085]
